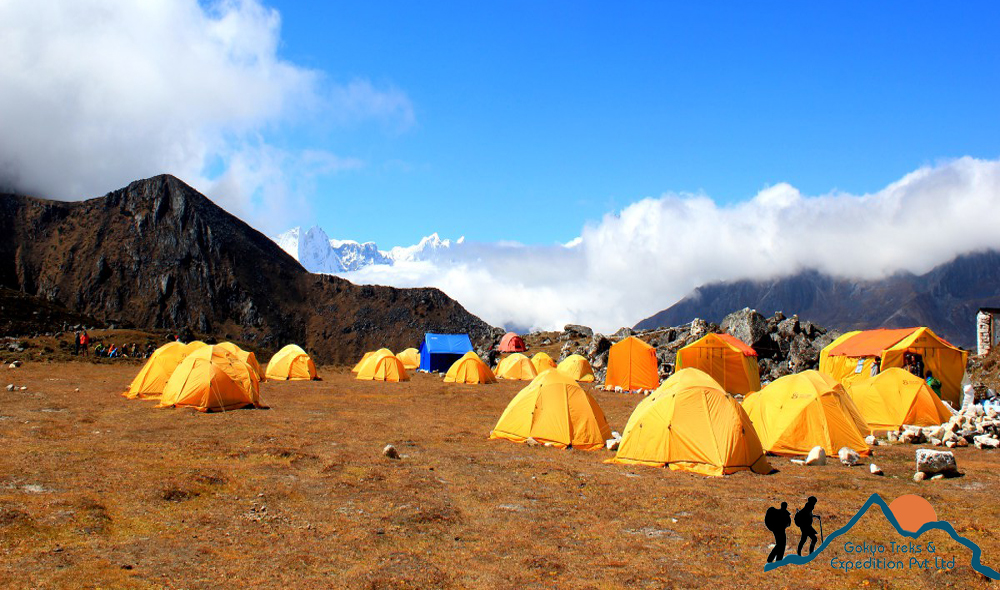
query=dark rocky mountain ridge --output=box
[0,174,496,362]
[634,252,1000,349]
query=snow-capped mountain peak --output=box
[271,226,460,274]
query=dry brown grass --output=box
[0,361,998,589]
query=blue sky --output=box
[263,1,999,246]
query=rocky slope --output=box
[0,175,495,363]
[633,253,1000,349]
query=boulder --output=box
[689,318,708,338]
[612,327,634,340]
[838,447,860,466]
[974,435,1000,450]
[776,316,799,339]
[720,308,768,348]
[564,324,593,339]
[864,435,877,446]
[587,335,612,358]
[913,472,926,482]
[382,444,401,460]
[915,449,958,476]
[805,446,827,466]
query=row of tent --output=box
[490,365,952,476]
[603,327,967,405]
[123,341,318,411]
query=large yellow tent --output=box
[604,336,659,391]
[186,340,208,350]
[742,370,870,456]
[444,351,497,384]
[495,353,538,380]
[608,368,771,476]
[351,351,376,374]
[531,352,557,374]
[123,341,192,399]
[818,327,967,405]
[396,348,420,370]
[157,346,262,412]
[557,354,595,382]
[844,368,953,432]
[490,369,611,450]
[266,344,318,381]
[356,349,410,382]
[216,341,265,381]
[676,333,760,395]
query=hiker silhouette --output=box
[765,501,791,563]
[795,496,819,556]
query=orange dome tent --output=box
[352,351,376,374]
[676,333,760,395]
[557,354,595,382]
[157,346,262,412]
[844,368,953,432]
[608,369,771,476]
[531,352,557,374]
[266,344,318,381]
[216,341,265,382]
[123,341,193,399]
[498,332,527,353]
[356,350,410,382]
[444,351,497,384]
[490,369,611,450]
[396,348,420,370]
[495,353,538,380]
[742,370,869,456]
[605,336,659,391]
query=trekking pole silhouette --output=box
[818,514,823,544]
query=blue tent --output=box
[418,333,474,372]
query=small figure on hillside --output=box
[795,496,820,556]
[80,331,90,357]
[765,501,791,563]
[145,343,155,358]
[870,356,880,377]
[926,371,942,398]
[74,332,81,356]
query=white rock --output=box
[18,386,26,391]
[805,446,827,466]
[887,431,899,443]
[929,437,942,447]
[611,431,621,440]
[789,459,806,466]
[605,438,619,451]
[74,388,80,393]
[915,449,958,476]
[913,471,926,482]
[614,386,623,394]
[931,473,946,480]
[382,444,400,459]
[870,463,884,476]
[838,447,860,466]
[864,435,877,446]
[5,384,12,391]
[973,435,1000,450]
[525,437,539,446]
[7,364,15,370]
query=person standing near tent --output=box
[765,501,791,563]
[74,332,81,356]
[926,371,943,398]
[80,331,90,357]
[870,357,880,377]
[795,497,820,556]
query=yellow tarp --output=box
[605,336,659,391]
[676,333,760,395]
[495,353,538,380]
[356,349,409,382]
[444,351,497,384]
[490,369,611,450]
[157,346,261,412]
[531,352,557,374]
[557,354,595,382]
[819,327,967,405]
[844,368,952,432]
[396,348,420,370]
[608,369,771,476]
[216,341,265,382]
[123,341,192,399]
[742,370,870,456]
[266,344,318,381]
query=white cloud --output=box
[0,0,410,231]
[342,157,1000,333]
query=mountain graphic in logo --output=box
[765,493,998,579]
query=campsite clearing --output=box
[1,362,998,588]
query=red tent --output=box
[498,332,526,353]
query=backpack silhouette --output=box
[795,507,810,528]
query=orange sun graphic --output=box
[888,494,938,533]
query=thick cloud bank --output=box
[0,0,410,231]
[343,157,1000,332]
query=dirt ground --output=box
[1,361,999,589]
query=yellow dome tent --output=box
[352,351,376,374]
[495,353,538,380]
[742,370,870,456]
[186,340,208,350]
[818,327,967,405]
[490,369,611,450]
[604,336,659,391]
[157,346,262,412]
[557,354,595,382]
[844,368,953,432]
[531,352,557,374]
[266,344,318,381]
[608,368,771,476]
[216,341,265,382]
[444,351,497,384]
[676,333,760,395]
[123,341,193,399]
[356,350,410,382]
[396,348,420,370]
